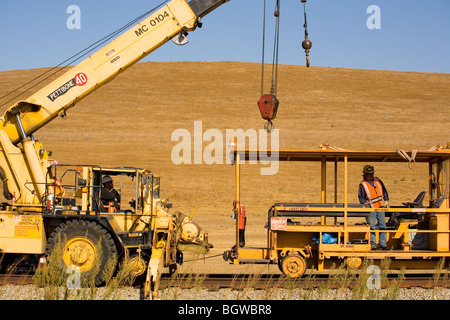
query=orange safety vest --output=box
[104,201,117,213]
[360,177,384,208]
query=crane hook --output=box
[302,37,312,68]
[258,0,281,133]
[257,93,279,133]
[301,0,312,67]
[264,120,274,133]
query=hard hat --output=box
[363,165,375,174]
[102,175,113,184]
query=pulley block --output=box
[258,94,279,132]
[257,94,279,122]
[257,94,279,132]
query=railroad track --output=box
[159,273,450,290]
[0,274,35,285]
[1,272,448,289]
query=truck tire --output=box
[45,219,117,286]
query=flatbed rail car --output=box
[223,145,450,277]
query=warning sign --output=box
[14,215,41,238]
[270,217,287,231]
[15,225,40,238]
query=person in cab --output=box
[101,175,121,212]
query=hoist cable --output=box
[271,0,280,96]
[260,0,266,97]
[0,0,169,108]
[303,1,308,37]
[260,0,281,97]
[301,0,312,67]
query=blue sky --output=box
[0,0,449,73]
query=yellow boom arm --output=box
[2,0,228,144]
[0,0,229,204]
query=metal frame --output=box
[227,145,450,272]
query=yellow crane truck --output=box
[0,0,229,298]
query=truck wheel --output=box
[46,219,117,285]
[280,254,307,278]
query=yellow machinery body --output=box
[224,146,450,277]
[0,165,211,297]
[0,0,229,299]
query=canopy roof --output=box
[231,148,450,163]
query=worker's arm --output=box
[379,179,389,201]
[358,183,368,204]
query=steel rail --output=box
[0,274,35,285]
[159,272,450,290]
[0,272,448,289]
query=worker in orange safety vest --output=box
[101,175,121,212]
[358,165,390,250]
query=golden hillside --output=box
[1,61,449,265]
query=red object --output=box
[38,256,47,269]
[75,73,88,86]
[238,205,246,230]
[271,217,287,231]
[257,94,279,121]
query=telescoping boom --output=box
[0,0,229,204]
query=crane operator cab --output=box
[43,164,164,216]
[91,167,162,216]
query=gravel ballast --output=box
[0,285,449,300]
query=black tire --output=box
[45,219,117,286]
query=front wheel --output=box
[46,219,117,285]
[280,254,307,278]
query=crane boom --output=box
[0,0,229,204]
[1,0,229,146]
[189,0,229,17]
[0,1,227,297]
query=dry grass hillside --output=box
[1,61,449,273]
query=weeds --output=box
[162,252,209,300]
[300,271,318,300]
[235,274,261,300]
[31,236,136,300]
[351,259,373,300]
[25,245,450,300]
[383,267,405,300]
[102,255,136,300]
[165,272,207,300]
[33,236,68,300]
[431,258,449,300]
